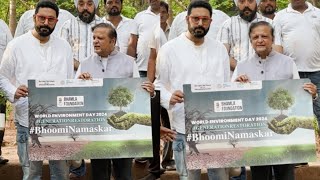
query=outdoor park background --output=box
[1,0,320,36]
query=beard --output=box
[261,5,276,15]
[108,6,121,16]
[239,6,257,22]
[188,25,210,38]
[35,25,54,37]
[79,9,96,23]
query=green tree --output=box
[267,88,294,115]
[108,86,134,111]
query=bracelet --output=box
[151,91,156,98]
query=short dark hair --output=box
[104,0,123,5]
[248,21,274,38]
[187,0,212,17]
[35,0,59,17]
[92,23,117,40]
[160,1,169,13]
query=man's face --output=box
[78,0,96,23]
[250,25,273,56]
[290,0,306,9]
[93,27,115,56]
[105,0,122,16]
[33,7,58,37]
[160,6,169,24]
[186,7,211,39]
[148,0,160,10]
[259,0,276,15]
[238,0,258,22]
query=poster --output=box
[28,78,152,160]
[184,79,317,169]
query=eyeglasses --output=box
[36,15,58,24]
[188,16,212,25]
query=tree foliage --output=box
[108,86,134,111]
[267,88,294,115]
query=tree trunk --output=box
[9,0,16,36]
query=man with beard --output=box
[103,0,133,54]
[259,0,277,19]
[156,1,230,179]
[217,0,272,71]
[127,0,160,78]
[0,18,12,165]
[0,1,73,180]
[60,0,106,71]
[274,0,320,131]
[168,0,229,41]
[14,0,74,37]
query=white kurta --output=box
[0,19,12,60]
[0,32,73,127]
[156,33,230,133]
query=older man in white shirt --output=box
[168,0,229,41]
[127,0,160,77]
[14,0,74,37]
[273,0,320,129]
[156,1,230,179]
[217,0,272,71]
[60,0,105,71]
[0,2,73,180]
[0,18,12,165]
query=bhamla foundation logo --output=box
[214,100,243,112]
[57,96,84,107]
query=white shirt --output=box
[60,15,106,63]
[103,15,134,54]
[274,2,320,72]
[156,33,230,133]
[149,24,167,52]
[232,50,300,81]
[75,50,139,78]
[0,32,73,127]
[14,9,74,37]
[168,10,230,41]
[131,6,160,71]
[217,13,273,62]
[0,19,12,60]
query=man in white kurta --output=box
[168,0,229,41]
[0,18,12,165]
[14,1,74,38]
[0,1,73,180]
[60,0,105,71]
[156,1,230,179]
[127,1,160,77]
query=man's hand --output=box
[303,82,318,99]
[78,72,92,80]
[15,85,28,99]
[160,126,177,142]
[141,81,155,97]
[170,90,184,106]
[235,74,250,83]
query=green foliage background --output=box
[0,0,294,24]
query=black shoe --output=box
[0,156,9,164]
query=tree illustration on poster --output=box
[107,86,151,130]
[267,87,315,134]
[108,86,134,112]
[267,88,294,116]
